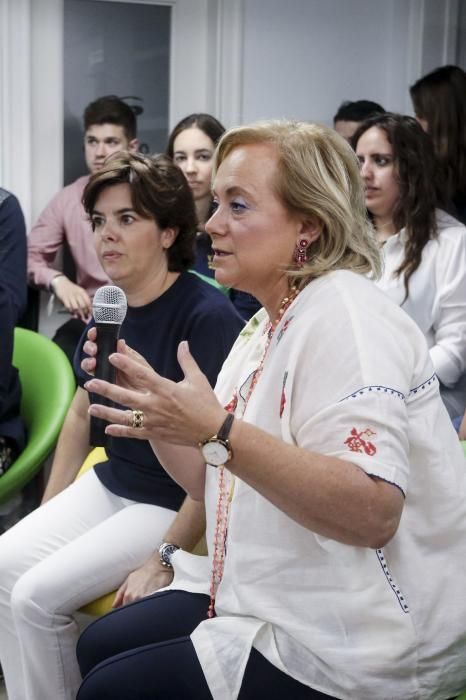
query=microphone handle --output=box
[89,323,121,448]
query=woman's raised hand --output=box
[84,340,227,447]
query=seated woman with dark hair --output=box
[354,113,466,421]
[78,121,466,699]
[167,113,261,320]
[0,152,243,700]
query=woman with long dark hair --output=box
[410,65,466,224]
[167,113,261,320]
[167,113,225,237]
[354,113,466,419]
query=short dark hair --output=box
[352,113,441,298]
[166,113,225,157]
[333,100,385,124]
[83,95,137,141]
[82,152,196,272]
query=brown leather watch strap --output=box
[216,412,235,442]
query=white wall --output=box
[0,0,33,223]
[31,0,63,227]
[233,0,466,128]
[239,0,415,126]
[419,0,463,72]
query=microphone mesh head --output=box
[92,285,128,324]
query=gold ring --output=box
[130,409,144,429]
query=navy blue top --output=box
[194,233,261,321]
[0,189,27,451]
[75,271,244,510]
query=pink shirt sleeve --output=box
[27,176,110,296]
[27,186,69,289]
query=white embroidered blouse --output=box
[169,270,466,700]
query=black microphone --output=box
[89,285,128,447]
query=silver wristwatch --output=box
[158,542,180,569]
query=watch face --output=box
[201,440,230,466]
[160,543,179,565]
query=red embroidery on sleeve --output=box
[344,427,377,456]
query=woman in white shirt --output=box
[76,121,466,700]
[353,113,466,419]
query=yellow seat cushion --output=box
[77,447,107,478]
[80,590,116,617]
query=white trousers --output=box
[0,469,176,700]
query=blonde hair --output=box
[214,120,381,287]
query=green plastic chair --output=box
[0,328,76,505]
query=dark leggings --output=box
[77,590,337,700]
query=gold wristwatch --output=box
[199,413,234,467]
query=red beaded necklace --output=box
[207,286,299,618]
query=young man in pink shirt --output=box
[27,95,138,362]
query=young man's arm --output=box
[27,188,69,290]
[28,186,93,320]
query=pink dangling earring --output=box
[294,238,309,266]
